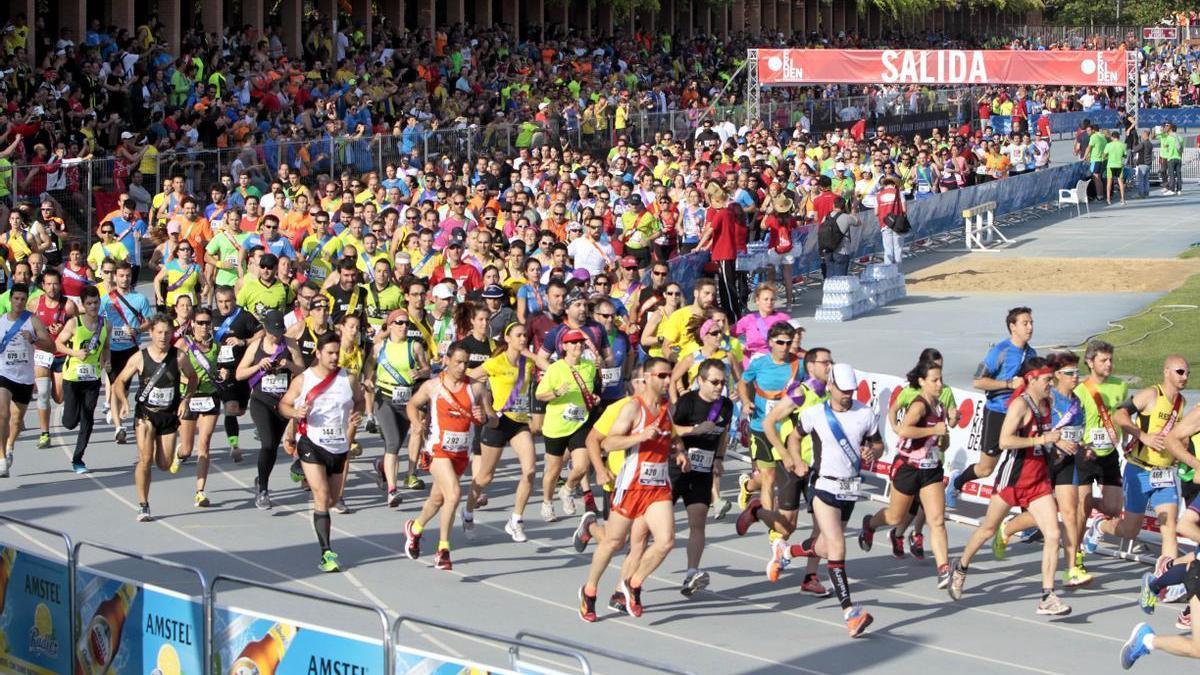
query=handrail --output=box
[395,614,590,674]
[515,630,697,675]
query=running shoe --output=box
[333,498,350,514]
[1163,583,1189,603]
[944,470,960,508]
[1036,592,1071,616]
[573,511,597,553]
[476,493,489,508]
[845,606,873,638]
[253,477,271,510]
[578,587,598,623]
[387,489,403,508]
[790,539,817,559]
[558,484,577,516]
[404,475,426,490]
[417,448,432,472]
[1019,527,1044,544]
[505,518,528,543]
[737,473,752,509]
[908,532,925,560]
[289,459,304,483]
[681,570,710,597]
[889,529,905,559]
[136,504,153,522]
[115,426,127,444]
[462,514,475,536]
[366,418,378,434]
[608,591,627,614]
[857,515,875,552]
[1138,571,1157,615]
[541,501,557,523]
[373,458,387,491]
[72,462,89,474]
[194,491,211,508]
[1076,551,1087,572]
[619,579,643,618]
[169,453,183,474]
[1064,566,1093,588]
[1177,607,1192,631]
[712,498,732,521]
[434,548,452,571]
[766,538,790,582]
[800,573,831,597]
[992,526,1008,561]
[37,432,50,449]
[735,497,761,536]
[0,456,9,478]
[948,559,967,600]
[1120,622,1154,670]
[1082,514,1104,554]
[937,564,951,590]
[404,520,421,560]
[230,442,243,463]
[318,550,341,573]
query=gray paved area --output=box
[4,184,1199,674]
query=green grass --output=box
[1179,245,1200,260]
[1073,272,1200,386]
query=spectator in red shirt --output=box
[703,182,742,321]
[808,176,837,224]
[429,238,483,299]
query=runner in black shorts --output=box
[112,314,199,523]
[371,309,431,508]
[671,359,733,597]
[0,284,55,477]
[213,286,260,463]
[171,306,223,508]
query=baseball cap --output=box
[120,131,135,140]
[561,328,587,343]
[831,363,858,392]
[432,283,456,300]
[620,256,638,269]
[835,162,847,172]
[627,194,644,208]
[481,284,505,299]
[571,268,591,282]
[166,222,181,235]
[261,310,286,337]
[445,238,463,249]
[258,253,279,268]
[564,289,588,306]
[394,252,411,264]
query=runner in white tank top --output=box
[0,283,55,477]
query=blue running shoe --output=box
[1120,622,1154,670]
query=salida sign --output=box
[757,49,1128,87]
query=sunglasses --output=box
[1058,369,1079,376]
[706,378,726,386]
[178,247,193,253]
[101,269,115,275]
[707,330,723,337]
[772,339,791,345]
[1175,368,1190,376]
[595,312,614,319]
[664,291,681,297]
[101,230,114,235]
[650,372,671,380]
[194,320,212,326]
[392,319,407,326]
[652,271,668,277]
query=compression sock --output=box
[224,414,239,442]
[582,489,598,514]
[313,511,332,552]
[1150,561,1189,593]
[953,466,978,491]
[827,560,851,610]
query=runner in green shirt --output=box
[204,217,247,289]
[1102,129,1126,205]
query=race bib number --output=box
[917,455,940,470]
[189,396,215,412]
[917,183,932,193]
[508,395,530,415]
[1089,427,1113,448]
[33,350,53,368]
[115,326,135,343]
[564,404,587,423]
[218,345,236,363]
[224,254,238,268]
[75,363,98,381]
[442,430,470,453]
[4,349,27,366]
[627,231,646,248]
[147,387,173,407]
[687,448,715,472]
[316,425,346,447]
[391,385,412,404]
[436,340,451,356]
[261,373,288,394]
[1149,468,1175,488]
[638,461,669,486]
[1060,426,1083,443]
[600,367,621,387]
[834,477,863,501]
[762,398,781,419]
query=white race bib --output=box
[1089,426,1114,448]
[33,350,53,368]
[687,448,715,472]
[4,350,27,365]
[508,395,530,415]
[316,425,346,447]
[1060,426,1083,443]
[189,396,215,412]
[1149,467,1176,488]
[147,386,173,407]
[564,404,587,423]
[261,373,288,394]
[600,367,621,387]
[442,430,470,453]
[834,477,863,501]
[391,385,412,404]
[115,326,135,343]
[218,344,236,363]
[75,363,98,381]
[917,456,940,470]
[762,398,781,419]
[638,461,669,486]
[627,231,646,248]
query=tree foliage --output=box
[1044,0,1200,26]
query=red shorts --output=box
[612,487,672,520]
[433,449,469,477]
[997,481,1052,509]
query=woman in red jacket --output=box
[702,183,743,321]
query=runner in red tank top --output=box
[578,356,688,622]
[949,357,1073,618]
[32,269,78,448]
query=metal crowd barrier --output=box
[395,614,590,674]
[515,630,698,675]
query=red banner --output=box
[756,49,1128,87]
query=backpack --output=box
[818,212,845,253]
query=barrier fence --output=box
[0,521,680,675]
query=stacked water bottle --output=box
[814,264,906,322]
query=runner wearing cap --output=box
[426,282,458,372]
[322,258,370,325]
[100,261,151,444]
[405,343,493,571]
[481,284,515,342]
[618,194,660,269]
[430,237,483,299]
[168,305,223,507]
[112,314,199,522]
[578,357,685,622]
[948,307,1036,507]
[279,331,365,573]
[1075,341,1132,561]
[536,326,601,522]
[738,363,881,637]
[236,252,295,321]
[212,286,261,463]
[949,357,1072,617]
[737,322,801,522]
[237,309,305,510]
[372,309,432,507]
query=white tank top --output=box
[299,368,354,454]
[0,312,36,384]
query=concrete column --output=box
[791,1,804,36]
[417,0,435,39]
[280,0,303,57]
[502,0,519,38]
[762,0,775,35]
[111,0,135,35]
[747,0,761,36]
[384,0,406,32]
[777,1,790,37]
[59,0,87,50]
[160,0,182,54]
[846,4,857,37]
[832,0,845,35]
[731,0,745,34]
[595,1,610,37]
[208,0,225,39]
[352,0,373,45]
[18,0,35,65]
[664,0,675,35]
[715,4,726,37]
[821,0,832,37]
[242,0,264,35]
[445,0,464,24]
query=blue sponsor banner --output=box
[142,586,204,675]
[214,605,383,675]
[394,646,519,674]
[1049,107,1200,134]
[0,547,71,675]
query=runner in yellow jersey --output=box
[371,309,431,507]
[55,286,109,474]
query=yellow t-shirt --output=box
[139,145,159,175]
[658,306,698,357]
[595,396,634,492]
[535,359,597,439]
[482,352,534,423]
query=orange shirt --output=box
[172,215,213,254]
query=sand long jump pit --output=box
[906,256,1200,294]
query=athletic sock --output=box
[224,415,239,441]
[313,511,331,552]
[463,509,474,521]
[438,539,450,551]
[1143,632,1156,651]
[411,520,424,535]
[1150,561,1188,593]
[953,466,978,491]
[768,530,782,544]
[1042,588,1053,601]
[827,560,851,610]
[582,490,597,513]
[510,511,522,525]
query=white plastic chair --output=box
[1057,179,1091,218]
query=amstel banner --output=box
[757,49,1128,87]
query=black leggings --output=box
[250,397,289,489]
[716,258,741,321]
[374,393,411,455]
[62,379,101,464]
